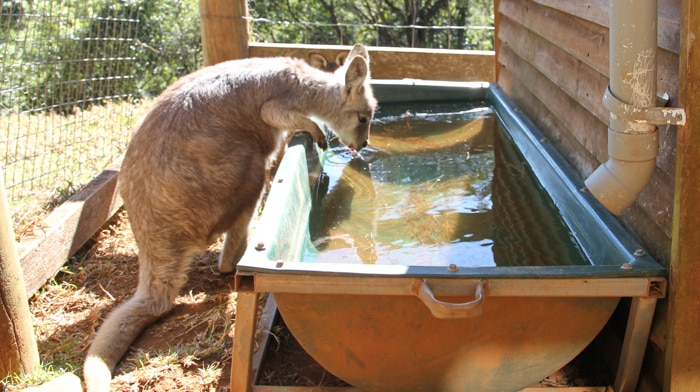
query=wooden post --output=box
[665,0,700,390]
[199,0,249,66]
[0,169,39,378]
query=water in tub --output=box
[305,101,588,267]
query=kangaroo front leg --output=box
[260,100,328,150]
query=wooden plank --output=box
[614,297,658,392]
[665,0,700,390]
[500,0,679,100]
[249,43,496,82]
[624,170,676,241]
[252,274,662,298]
[531,0,680,54]
[500,0,610,76]
[18,159,123,296]
[499,0,679,178]
[230,291,260,392]
[520,388,610,392]
[250,387,609,392]
[250,295,278,385]
[252,387,362,392]
[498,14,610,124]
[530,0,608,29]
[497,67,600,177]
[497,41,609,168]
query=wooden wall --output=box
[497,0,679,265]
[496,0,680,390]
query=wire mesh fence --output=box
[1,0,202,238]
[1,0,141,236]
[248,0,494,50]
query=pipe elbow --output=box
[584,129,658,215]
[584,156,656,216]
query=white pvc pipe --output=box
[584,0,659,216]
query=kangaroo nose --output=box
[361,140,368,148]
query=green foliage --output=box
[130,0,202,97]
[2,0,492,114]
[1,0,202,114]
[249,0,494,50]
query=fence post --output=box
[0,169,39,378]
[199,0,250,66]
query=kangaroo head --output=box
[327,44,377,152]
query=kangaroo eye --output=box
[359,116,368,124]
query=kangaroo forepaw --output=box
[315,134,328,150]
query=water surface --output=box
[304,101,588,267]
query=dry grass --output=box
[1,100,152,241]
[2,209,238,391]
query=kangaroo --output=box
[308,51,349,72]
[83,44,376,392]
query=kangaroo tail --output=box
[83,288,174,392]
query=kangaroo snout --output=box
[352,140,368,151]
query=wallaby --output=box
[83,44,376,392]
[308,51,349,72]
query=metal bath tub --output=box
[232,82,666,392]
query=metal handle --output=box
[411,279,485,319]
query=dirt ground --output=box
[7,208,613,391]
[8,208,348,392]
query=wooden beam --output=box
[18,160,123,296]
[665,0,700,390]
[200,0,249,65]
[249,43,495,82]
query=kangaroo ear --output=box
[335,51,349,67]
[344,56,369,93]
[347,44,370,63]
[308,53,329,70]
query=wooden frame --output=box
[231,275,662,392]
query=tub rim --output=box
[235,81,666,286]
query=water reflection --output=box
[309,156,379,264]
[303,102,587,267]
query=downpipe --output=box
[584,0,685,216]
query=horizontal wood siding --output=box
[498,1,680,389]
[497,0,679,268]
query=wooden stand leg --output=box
[614,297,658,392]
[231,291,260,392]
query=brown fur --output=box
[83,44,376,392]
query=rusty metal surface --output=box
[275,293,619,392]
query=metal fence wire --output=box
[0,0,489,239]
[1,0,140,235]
